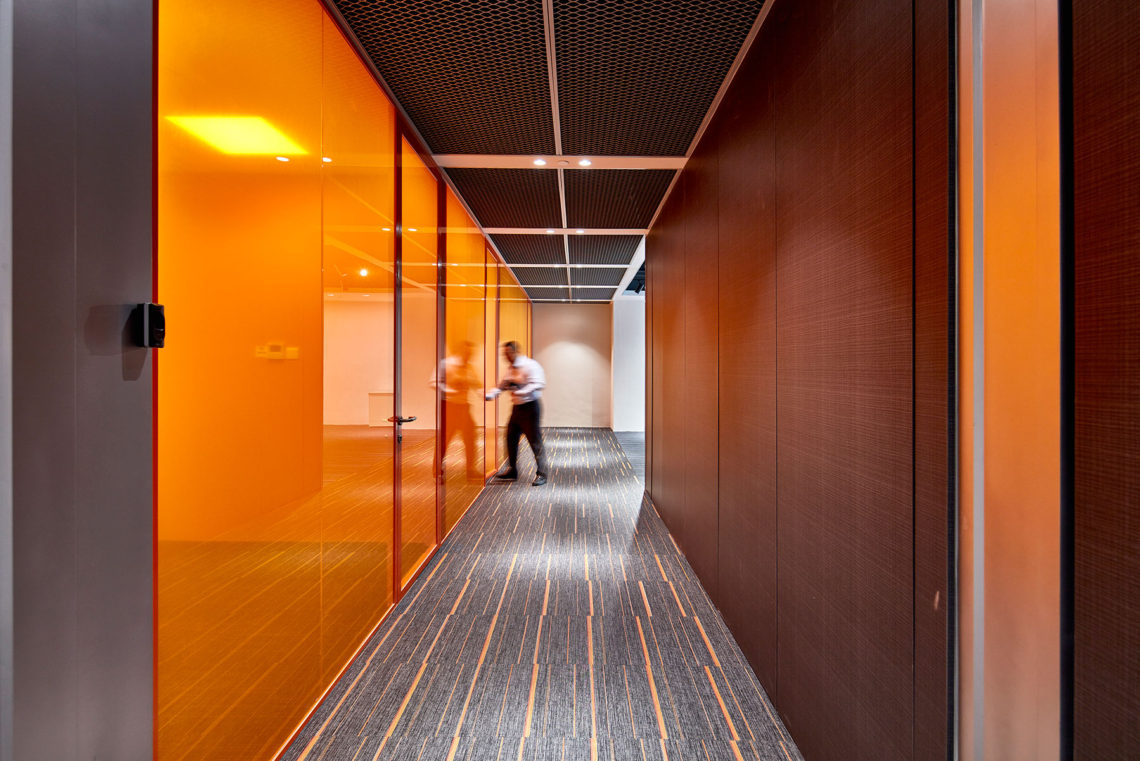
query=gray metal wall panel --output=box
[12,0,153,758]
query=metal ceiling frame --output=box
[318,0,531,296]
[324,0,777,304]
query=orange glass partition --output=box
[441,192,486,533]
[159,0,529,755]
[397,139,439,587]
[318,16,397,684]
[497,275,530,465]
[158,1,397,758]
[157,0,323,758]
[485,253,500,476]
[497,263,513,455]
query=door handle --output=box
[387,415,417,424]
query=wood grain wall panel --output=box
[713,45,779,697]
[1073,0,1140,755]
[914,0,954,758]
[772,0,914,758]
[644,0,954,757]
[681,140,721,597]
[654,183,688,532]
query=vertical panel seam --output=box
[947,0,961,757]
[971,0,986,755]
[1057,0,1074,755]
[912,1,920,758]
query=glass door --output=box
[396,137,440,589]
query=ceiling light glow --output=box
[166,115,307,155]
[578,158,592,166]
[533,158,547,166]
[545,229,555,234]
[322,157,332,163]
[575,229,585,234]
[275,156,290,162]
[359,268,369,277]
[408,228,418,232]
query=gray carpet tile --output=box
[281,428,800,761]
[613,432,645,484]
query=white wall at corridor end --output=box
[533,303,612,427]
[611,296,645,432]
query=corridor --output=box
[282,429,801,761]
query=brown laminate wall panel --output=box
[655,184,688,534]
[713,46,779,697]
[645,0,953,758]
[1073,0,1140,755]
[682,139,721,597]
[772,1,914,758]
[914,0,954,758]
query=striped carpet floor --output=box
[282,428,801,761]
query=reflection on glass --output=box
[441,192,487,532]
[398,139,439,587]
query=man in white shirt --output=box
[485,340,548,486]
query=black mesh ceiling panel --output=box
[555,0,765,156]
[568,234,642,265]
[527,287,570,300]
[565,170,675,228]
[573,288,618,301]
[446,169,562,227]
[571,268,625,286]
[491,234,566,265]
[512,267,567,286]
[333,0,554,154]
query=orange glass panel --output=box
[441,192,486,534]
[157,2,396,758]
[497,274,531,463]
[485,253,500,476]
[318,15,397,685]
[157,0,323,758]
[398,139,439,587]
[497,264,512,454]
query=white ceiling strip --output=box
[432,154,687,170]
[483,227,646,235]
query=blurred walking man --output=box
[485,341,548,486]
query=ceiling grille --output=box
[446,169,562,228]
[490,234,567,265]
[570,268,624,286]
[565,170,675,228]
[513,266,568,286]
[568,234,641,265]
[333,0,554,154]
[554,0,766,155]
[527,286,570,300]
[572,287,618,301]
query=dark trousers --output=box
[507,400,547,477]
